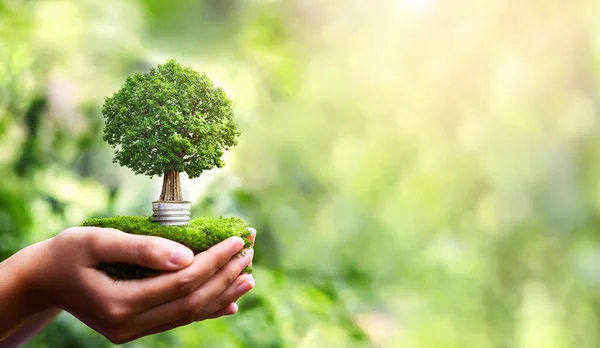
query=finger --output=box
[205,302,238,319]
[86,228,193,271]
[195,274,254,318]
[115,237,245,312]
[247,227,256,267]
[248,227,256,247]
[124,303,239,344]
[124,248,253,335]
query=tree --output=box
[102,59,240,201]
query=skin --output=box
[0,226,257,346]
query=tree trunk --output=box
[159,170,182,201]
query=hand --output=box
[1,226,256,344]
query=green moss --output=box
[82,216,253,280]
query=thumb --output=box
[87,228,194,271]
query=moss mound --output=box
[82,216,252,280]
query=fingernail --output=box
[169,246,194,267]
[230,236,245,248]
[228,303,239,315]
[248,227,256,235]
[237,278,254,295]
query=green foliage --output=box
[102,59,240,178]
[15,96,46,176]
[82,216,252,280]
[0,185,32,261]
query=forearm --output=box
[0,308,61,348]
[0,241,51,342]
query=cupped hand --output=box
[21,226,256,344]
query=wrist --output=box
[21,240,56,311]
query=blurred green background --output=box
[2,0,600,347]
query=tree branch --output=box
[191,100,200,115]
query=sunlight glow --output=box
[398,0,434,14]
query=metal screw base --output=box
[152,201,191,226]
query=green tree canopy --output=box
[102,59,240,179]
